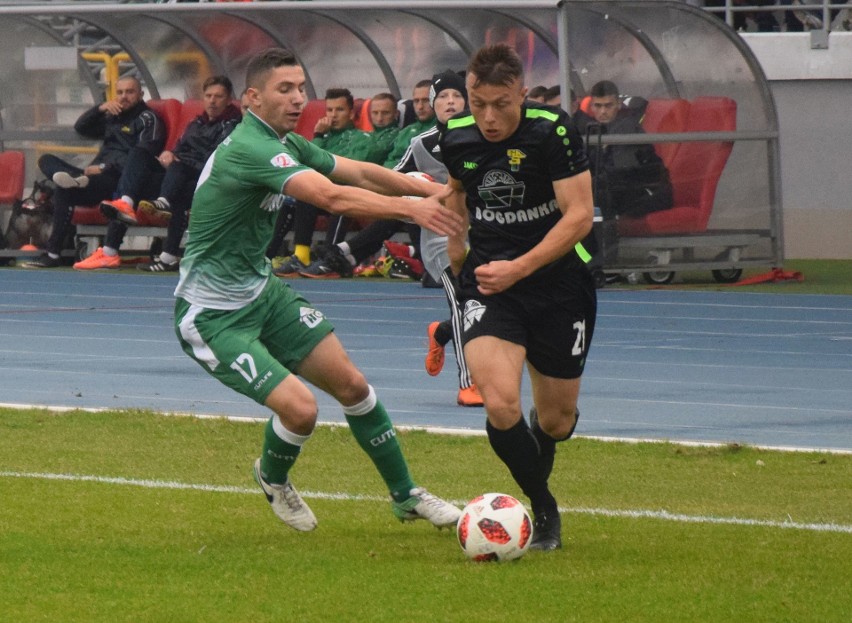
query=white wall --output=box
[741,32,852,259]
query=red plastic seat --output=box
[354,98,373,132]
[146,99,183,151]
[618,96,736,236]
[640,98,690,168]
[294,100,327,140]
[0,150,25,205]
[177,99,205,139]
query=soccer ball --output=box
[457,493,532,562]
[405,170,435,183]
[402,171,436,201]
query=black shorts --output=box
[458,266,596,379]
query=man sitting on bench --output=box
[79,75,241,271]
[574,80,673,221]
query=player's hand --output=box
[83,164,102,176]
[99,100,123,116]
[314,117,331,135]
[410,195,464,237]
[474,261,525,296]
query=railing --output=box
[701,1,852,34]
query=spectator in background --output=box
[543,85,579,115]
[526,85,548,103]
[382,79,436,168]
[24,76,164,268]
[706,0,780,32]
[543,84,561,107]
[573,79,672,220]
[86,75,241,272]
[274,88,376,276]
[365,92,400,164]
[296,70,468,284]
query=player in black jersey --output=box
[441,44,597,551]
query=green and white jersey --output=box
[175,111,335,309]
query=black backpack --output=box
[1,180,54,250]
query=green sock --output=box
[260,416,310,485]
[344,386,415,502]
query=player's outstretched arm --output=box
[328,155,442,197]
[284,166,463,237]
[445,176,469,276]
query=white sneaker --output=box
[392,487,461,528]
[253,459,317,531]
[52,171,89,189]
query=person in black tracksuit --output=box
[99,76,242,272]
[398,70,483,407]
[441,45,597,551]
[27,76,165,268]
[573,80,672,221]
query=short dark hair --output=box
[372,92,398,106]
[590,80,619,98]
[245,48,298,89]
[202,75,234,97]
[414,79,432,90]
[527,85,548,100]
[325,87,354,110]
[467,44,524,88]
[543,85,560,101]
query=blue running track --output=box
[1,269,850,452]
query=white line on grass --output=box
[2,470,851,535]
[3,402,851,455]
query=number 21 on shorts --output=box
[571,319,586,357]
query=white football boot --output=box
[253,459,317,531]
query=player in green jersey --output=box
[174,48,463,532]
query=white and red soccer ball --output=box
[402,171,436,201]
[457,493,532,562]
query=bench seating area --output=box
[72,97,376,255]
[618,96,737,237]
[577,94,737,236]
[70,98,197,235]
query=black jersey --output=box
[441,104,590,280]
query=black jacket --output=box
[74,101,165,175]
[173,104,242,172]
[574,105,673,219]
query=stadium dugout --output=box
[0,0,782,282]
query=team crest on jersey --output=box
[270,152,298,168]
[506,148,526,172]
[477,170,525,209]
[462,300,486,332]
[300,306,325,328]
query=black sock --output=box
[486,418,556,515]
[529,408,580,483]
[434,319,453,347]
